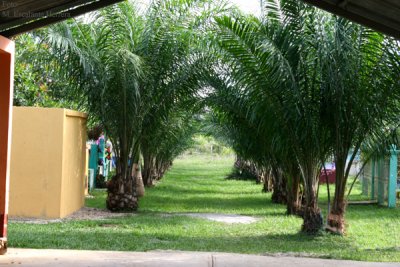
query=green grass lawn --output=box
[8,154,400,261]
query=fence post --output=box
[388,145,397,208]
[377,158,384,205]
[371,158,375,199]
[362,165,368,195]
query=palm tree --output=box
[134,0,228,186]
[212,0,332,233]
[40,0,227,211]
[42,3,146,211]
[212,0,400,234]
[141,109,201,186]
[318,17,400,234]
[207,55,304,214]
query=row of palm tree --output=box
[208,0,400,234]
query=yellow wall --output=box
[60,110,87,218]
[9,107,87,219]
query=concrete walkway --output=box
[0,249,397,267]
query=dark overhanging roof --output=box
[0,0,124,38]
[302,0,400,39]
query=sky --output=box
[134,0,261,15]
[83,0,262,22]
[230,0,261,16]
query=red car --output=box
[320,163,336,184]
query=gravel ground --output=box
[10,208,260,225]
[9,207,131,224]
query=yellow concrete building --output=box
[9,107,87,219]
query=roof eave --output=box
[0,0,124,38]
[302,0,400,39]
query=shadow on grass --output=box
[345,204,400,220]
[140,195,285,216]
[9,209,400,261]
[8,220,358,260]
[145,186,260,196]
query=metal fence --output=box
[361,148,398,208]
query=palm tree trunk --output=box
[142,150,156,187]
[106,144,140,212]
[155,159,171,180]
[262,171,273,193]
[328,154,347,234]
[302,194,322,234]
[286,172,302,216]
[271,167,287,204]
[301,163,323,233]
[106,161,138,211]
[132,162,145,197]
